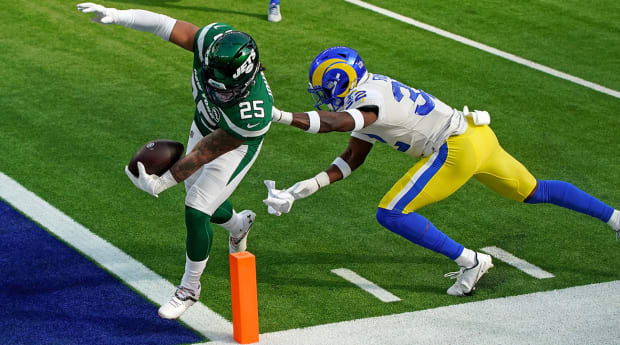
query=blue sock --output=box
[376,208,464,260]
[525,180,614,222]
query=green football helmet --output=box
[201,31,261,107]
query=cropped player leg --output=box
[472,129,538,202]
[212,199,256,253]
[471,124,618,234]
[525,180,616,225]
[377,137,493,296]
[158,205,208,319]
[212,199,233,223]
[377,141,477,265]
[182,206,212,285]
[185,121,261,251]
[376,208,465,260]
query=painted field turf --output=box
[1,0,618,340]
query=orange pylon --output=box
[229,251,259,344]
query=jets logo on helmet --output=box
[307,47,368,111]
[233,49,257,79]
[202,31,261,107]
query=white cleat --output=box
[229,210,256,253]
[158,285,200,319]
[267,1,282,22]
[445,252,494,296]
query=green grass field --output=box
[2,0,619,337]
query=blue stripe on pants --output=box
[394,143,449,212]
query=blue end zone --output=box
[0,200,203,345]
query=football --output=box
[128,139,184,177]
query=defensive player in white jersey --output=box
[77,3,274,318]
[266,46,620,296]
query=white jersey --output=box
[345,74,467,158]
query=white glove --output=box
[124,162,177,197]
[287,178,320,200]
[462,106,490,126]
[263,180,295,216]
[287,171,330,200]
[77,3,120,25]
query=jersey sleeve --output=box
[344,87,385,119]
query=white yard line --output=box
[481,246,555,279]
[0,172,234,342]
[331,268,401,302]
[345,0,620,99]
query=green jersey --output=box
[191,23,274,147]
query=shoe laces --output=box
[444,254,479,281]
[444,267,466,280]
[174,286,198,302]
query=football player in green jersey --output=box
[78,3,274,319]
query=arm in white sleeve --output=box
[117,9,176,40]
[77,3,177,40]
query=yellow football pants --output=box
[379,119,537,213]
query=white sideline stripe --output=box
[203,280,620,345]
[331,268,401,302]
[345,0,620,99]
[481,246,555,279]
[0,172,233,342]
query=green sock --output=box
[185,206,213,261]
[212,199,234,224]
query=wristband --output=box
[314,171,330,188]
[305,111,321,133]
[345,109,365,131]
[154,170,178,195]
[331,157,351,178]
[275,110,293,125]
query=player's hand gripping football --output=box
[77,3,120,25]
[125,162,171,198]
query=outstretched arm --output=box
[264,137,373,215]
[288,136,373,198]
[272,107,378,133]
[77,2,199,52]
